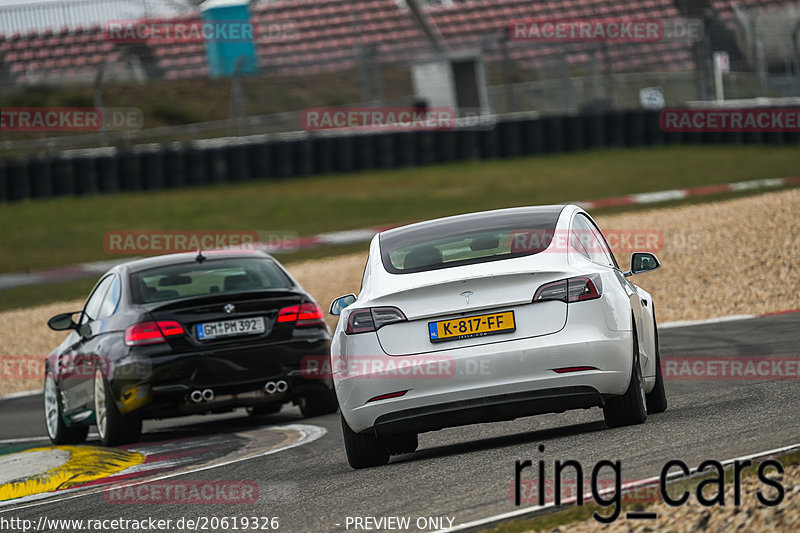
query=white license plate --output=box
[196,317,265,340]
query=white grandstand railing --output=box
[0,0,189,36]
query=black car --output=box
[44,250,336,446]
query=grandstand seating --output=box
[0,0,791,84]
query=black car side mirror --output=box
[47,312,79,331]
[624,252,661,277]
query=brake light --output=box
[125,321,185,346]
[553,366,599,373]
[345,307,407,335]
[533,275,603,303]
[297,303,324,326]
[277,303,325,326]
[346,309,376,334]
[367,390,409,403]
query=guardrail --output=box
[1,109,798,203]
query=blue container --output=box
[200,0,259,77]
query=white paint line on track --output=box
[0,423,326,511]
[0,434,99,445]
[659,314,757,329]
[436,441,800,533]
[0,390,41,402]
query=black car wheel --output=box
[93,368,142,446]
[44,368,88,445]
[299,389,339,418]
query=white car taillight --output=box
[345,307,407,334]
[533,274,603,303]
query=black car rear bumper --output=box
[110,339,331,418]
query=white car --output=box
[329,205,666,469]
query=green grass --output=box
[0,144,798,311]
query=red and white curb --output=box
[0,175,796,292]
[575,176,798,209]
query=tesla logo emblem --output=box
[460,291,473,304]
[224,304,235,314]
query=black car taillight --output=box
[277,303,325,327]
[125,321,185,346]
[345,307,407,334]
[533,275,603,303]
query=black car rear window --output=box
[130,257,294,304]
[379,206,565,274]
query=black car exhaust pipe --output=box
[202,389,215,402]
[264,381,289,394]
[190,390,204,403]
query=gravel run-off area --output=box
[1,188,798,397]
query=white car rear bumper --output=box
[335,314,634,433]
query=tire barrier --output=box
[624,111,646,148]
[0,160,6,203]
[520,117,546,155]
[497,120,523,158]
[563,115,585,152]
[333,135,356,173]
[205,147,228,184]
[2,109,799,203]
[478,127,499,159]
[311,136,335,175]
[355,134,376,170]
[163,146,186,189]
[435,130,458,163]
[117,151,142,192]
[183,146,207,185]
[225,144,249,182]
[456,129,480,160]
[583,113,606,150]
[73,156,99,196]
[417,132,437,166]
[543,115,565,153]
[29,156,54,199]
[396,132,418,167]
[246,141,271,180]
[5,158,30,202]
[53,154,77,197]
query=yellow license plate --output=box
[428,311,516,343]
